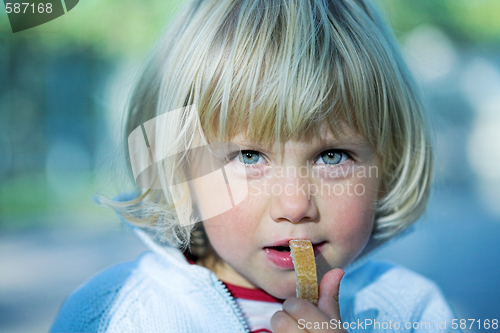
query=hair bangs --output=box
[194,0,404,160]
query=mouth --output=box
[263,240,326,269]
[265,240,326,253]
[269,245,291,252]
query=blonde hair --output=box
[103,0,433,254]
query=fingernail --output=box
[284,299,299,313]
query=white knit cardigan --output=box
[50,227,459,333]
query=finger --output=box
[281,297,347,333]
[317,268,345,320]
[271,310,306,333]
[282,297,333,332]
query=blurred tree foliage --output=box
[0,0,183,58]
[1,0,499,58]
[381,0,500,46]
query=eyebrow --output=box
[232,136,372,151]
[322,137,372,148]
[232,141,272,151]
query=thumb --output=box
[317,268,345,320]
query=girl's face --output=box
[200,126,381,299]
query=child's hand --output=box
[270,269,348,332]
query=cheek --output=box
[335,196,374,240]
[322,179,378,252]
[202,194,266,259]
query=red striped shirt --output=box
[185,254,283,332]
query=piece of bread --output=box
[289,239,318,305]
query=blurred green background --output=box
[0,0,183,229]
[1,0,499,227]
[1,1,500,332]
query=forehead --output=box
[231,123,370,149]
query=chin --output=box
[260,278,297,300]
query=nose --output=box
[269,175,318,223]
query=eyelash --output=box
[231,149,352,167]
[233,150,266,167]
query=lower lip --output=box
[263,242,325,270]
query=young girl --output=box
[51,0,459,332]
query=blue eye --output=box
[238,150,264,165]
[317,150,348,165]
